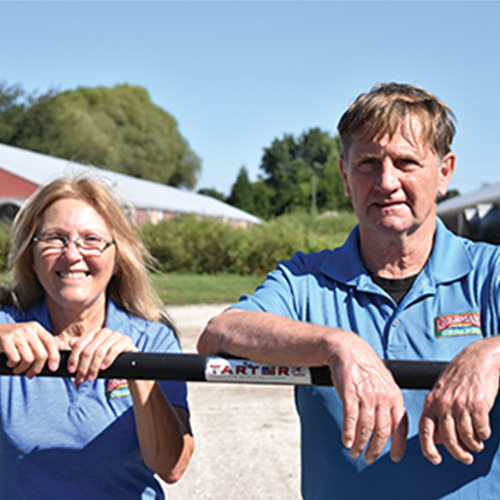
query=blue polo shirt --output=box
[0,299,188,500]
[234,218,500,500]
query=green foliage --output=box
[197,187,227,202]
[140,212,357,276]
[1,82,201,189]
[247,127,352,218]
[227,166,256,215]
[438,189,460,203]
[0,223,11,272]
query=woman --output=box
[0,176,194,499]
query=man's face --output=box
[339,115,455,238]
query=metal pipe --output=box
[0,352,448,389]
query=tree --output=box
[228,166,256,214]
[197,187,227,202]
[258,128,350,216]
[2,83,201,189]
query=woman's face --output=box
[32,198,117,316]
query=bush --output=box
[140,212,357,276]
[0,223,11,272]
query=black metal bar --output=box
[0,352,448,389]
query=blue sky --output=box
[1,1,499,197]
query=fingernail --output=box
[68,365,76,374]
[77,377,84,384]
[100,363,107,371]
[49,362,58,372]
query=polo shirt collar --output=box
[320,217,472,292]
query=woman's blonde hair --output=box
[6,175,164,322]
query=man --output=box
[198,83,500,499]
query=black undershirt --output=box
[371,273,418,304]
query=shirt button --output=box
[393,319,400,327]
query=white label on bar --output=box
[205,357,312,385]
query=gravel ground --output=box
[162,304,302,500]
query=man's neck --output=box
[359,222,436,279]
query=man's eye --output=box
[357,161,377,173]
[397,159,418,169]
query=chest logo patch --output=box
[106,378,130,399]
[435,312,482,338]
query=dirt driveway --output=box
[163,304,302,500]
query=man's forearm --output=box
[197,308,346,367]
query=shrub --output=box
[140,212,357,276]
[0,224,11,272]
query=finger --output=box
[39,334,61,372]
[471,407,492,443]
[455,407,485,453]
[11,339,36,375]
[67,334,94,383]
[85,333,136,380]
[390,408,408,463]
[341,396,360,452]
[439,415,474,465]
[419,412,442,465]
[72,334,108,383]
[364,406,392,463]
[350,400,375,460]
[23,336,51,378]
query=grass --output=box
[150,272,265,305]
[0,271,265,305]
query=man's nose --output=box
[376,161,401,192]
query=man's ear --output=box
[339,156,351,197]
[437,152,456,197]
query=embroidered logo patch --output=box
[106,378,130,399]
[435,312,482,337]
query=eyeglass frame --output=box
[32,234,115,255]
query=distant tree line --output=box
[209,128,353,219]
[0,80,459,221]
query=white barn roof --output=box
[437,182,500,216]
[0,142,261,225]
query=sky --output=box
[1,0,499,197]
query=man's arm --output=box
[419,336,500,465]
[197,308,408,463]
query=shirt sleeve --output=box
[230,251,310,321]
[0,306,18,323]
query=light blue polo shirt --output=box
[0,299,188,500]
[234,218,500,500]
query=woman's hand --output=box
[66,328,138,384]
[0,322,62,378]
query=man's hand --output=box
[328,332,408,463]
[419,337,500,465]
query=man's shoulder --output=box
[281,248,336,273]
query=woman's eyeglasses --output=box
[32,234,115,256]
